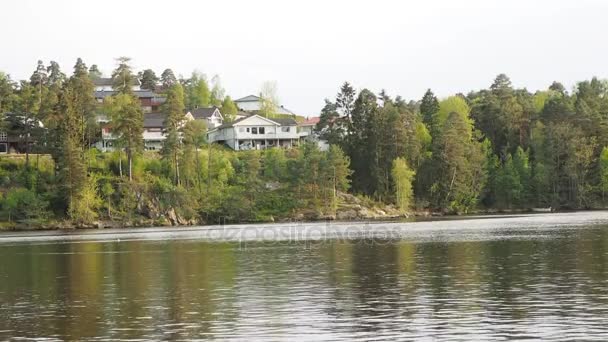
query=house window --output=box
[239,127,245,132]
[281,127,290,132]
[259,127,265,134]
[252,127,258,134]
[0,143,6,153]
[0,131,6,141]
[246,127,250,133]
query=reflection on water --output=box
[1,213,608,341]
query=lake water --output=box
[1,212,608,341]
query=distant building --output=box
[97,112,196,152]
[187,107,224,129]
[0,113,44,154]
[94,90,165,113]
[93,77,141,92]
[208,114,300,150]
[297,117,328,151]
[233,95,297,116]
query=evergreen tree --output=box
[161,68,177,89]
[88,64,102,79]
[316,99,342,145]
[600,147,608,205]
[104,94,143,181]
[161,83,186,185]
[139,69,159,90]
[0,72,16,115]
[420,89,439,126]
[429,111,486,213]
[111,57,135,95]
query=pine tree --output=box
[161,68,177,89]
[162,83,186,185]
[139,69,158,91]
[104,94,143,181]
[88,64,102,79]
[419,89,439,126]
[111,57,135,95]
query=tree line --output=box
[317,75,608,212]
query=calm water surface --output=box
[1,212,608,341]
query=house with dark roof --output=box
[93,77,141,92]
[187,106,223,128]
[0,113,45,154]
[208,114,301,150]
[94,90,165,113]
[96,112,195,152]
[233,95,297,115]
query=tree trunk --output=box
[127,147,132,181]
[196,148,202,194]
[175,152,180,186]
[118,150,123,178]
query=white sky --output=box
[1,0,607,115]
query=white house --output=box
[234,95,296,116]
[188,107,223,129]
[208,115,300,150]
[297,116,329,151]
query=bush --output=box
[1,187,50,222]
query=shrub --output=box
[1,187,50,222]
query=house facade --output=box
[208,115,300,150]
[188,107,223,129]
[96,112,196,152]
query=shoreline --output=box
[0,207,569,232]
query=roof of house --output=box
[299,117,320,126]
[234,95,297,115]
[94,90,157,99]
[189,106,220,119]
[143,113,166,128]
[234,95,261,103]
[271,118,298,126]
[93,77,141,87]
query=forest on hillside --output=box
[316,75,608,212]
[1,57,607,228]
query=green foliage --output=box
[111,57,135,95]
[601,147,608,204]
[184,71,210,109]
[161,84,186,185]
[69,174,102,223]
[1,187,50,222]
[259,81,279,118]
[221,96,238,122]
[391,158,415,212]
[139,69,158,91]
[104,93,144,180]
[434,96,472,134]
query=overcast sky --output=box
[1,0,607,115]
